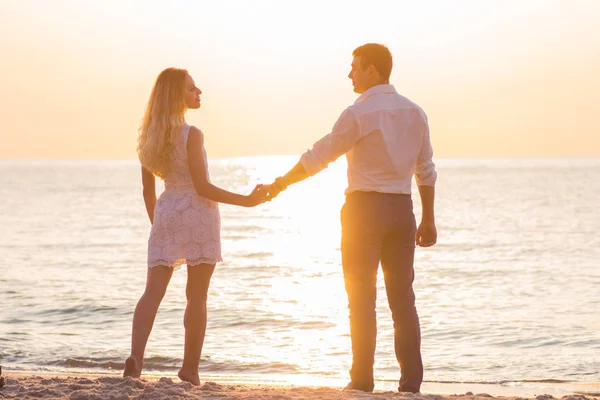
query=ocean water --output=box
[1,157,599,391]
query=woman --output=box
[123,68,267,385]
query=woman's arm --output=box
[141,166,157,224]
[187,126,264,207]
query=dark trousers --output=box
[341,191,423,393]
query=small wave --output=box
[2,243,134,250]
[417,379,574,385]
[490,337,589,349]
[2,318,30,324]
[6,331,30,336]
[219,318,279,328]
[221,225,269,233]
[218,318,335,330]
[54,356,180,371]
[518,379,572,383]
[564,339,600,348]
[235,252,274,258]
[297,321,336,329]
[43,356,299,375]
[35,305,119,316]
[60,358,128,370]
[49,356,181,372]
[198,360,298,374]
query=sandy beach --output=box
[1,372,598,400]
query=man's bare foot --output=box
[123,356,142,378]
[178,368,200,386]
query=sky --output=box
[1,0,599,159]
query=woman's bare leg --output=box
[177,263,215,385]
[124,266,173,377]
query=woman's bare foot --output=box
[123,356,142,378]
[178,368,200,385]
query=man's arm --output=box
[268,107,360,196]
[414,112,437,247]
[271,161,309,193]
[416,185,436,247]
[418,185,435,223]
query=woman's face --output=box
[184,74,202,109]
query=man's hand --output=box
[252,170,300,203]
[263,183,280,201]
[416,220,437,247]
[249,184,279,203]
[259,178,286,201]
[242,184,271,207]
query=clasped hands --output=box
[246,178,286,206]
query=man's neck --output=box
[361,81,390,93]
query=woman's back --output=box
[163,123,208,191]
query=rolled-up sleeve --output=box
[415,115,437,186]
[300,107,360,176]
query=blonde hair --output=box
[137,67,189,179]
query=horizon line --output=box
[1,155,600,162]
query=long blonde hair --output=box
[137,68,188,179]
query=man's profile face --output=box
[348,56,371,94]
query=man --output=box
[264,43,437,393]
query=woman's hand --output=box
[243,184,271,207]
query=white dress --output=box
[147,124,222,269]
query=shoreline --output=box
[2,370,598,400]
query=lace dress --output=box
[147,124,222,269]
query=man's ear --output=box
[367,64,377,77]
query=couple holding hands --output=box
[124,43,437,394]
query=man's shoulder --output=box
[335,104,360,122]
[395,92,424,110]
[348,92,426,117]
[394,93,428,121]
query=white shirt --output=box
[300,84,437,195]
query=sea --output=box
[1,156,599,395]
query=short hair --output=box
[352,43,393,81]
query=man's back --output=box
[300,84,436,195]
[346,86,434,195]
